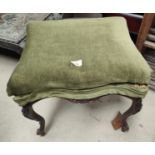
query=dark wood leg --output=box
[121,98,142,132]
[22,102,45,136]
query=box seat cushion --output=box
[7,17,151,106]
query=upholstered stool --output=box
[7,17,151,136]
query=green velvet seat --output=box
[7,17,151,106]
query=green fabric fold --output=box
[13,83,148,106]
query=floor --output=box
[0,53,155,142]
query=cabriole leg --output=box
[22,102,45,136]
[121,98,142,132]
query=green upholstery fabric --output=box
[7,17,151,106]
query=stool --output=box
[7,17,151,136]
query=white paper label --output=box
[71,59,82,67]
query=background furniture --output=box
[137,14,155,90]
[0,13,63,55]
[136,13,155,52]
